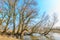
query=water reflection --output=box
[22,33,60,40]
[23,36,31,40]
[53,33,60,40]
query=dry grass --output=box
[0,35,19,40]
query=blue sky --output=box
[38,0,60,14]
[38,0,60,27]
[0,0,60,27]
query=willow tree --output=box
[0,0,58,39]
[0,0,19,33]
[0,0,38,35]
[16,0,38,38]
[27,13,58,40]
[0,0,9,32]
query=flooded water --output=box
[53,33,60,40]
[22,33,60,40]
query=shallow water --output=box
[22,33,60,40]
[53,33,60,40]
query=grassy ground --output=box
[0,35,19,40]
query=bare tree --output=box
[27,13,58,40]
[0,0,58,40]
[0,0,38,38]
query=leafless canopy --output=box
[0,0,58,39]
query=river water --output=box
[53,33,60,40]
[21,33,60,40]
